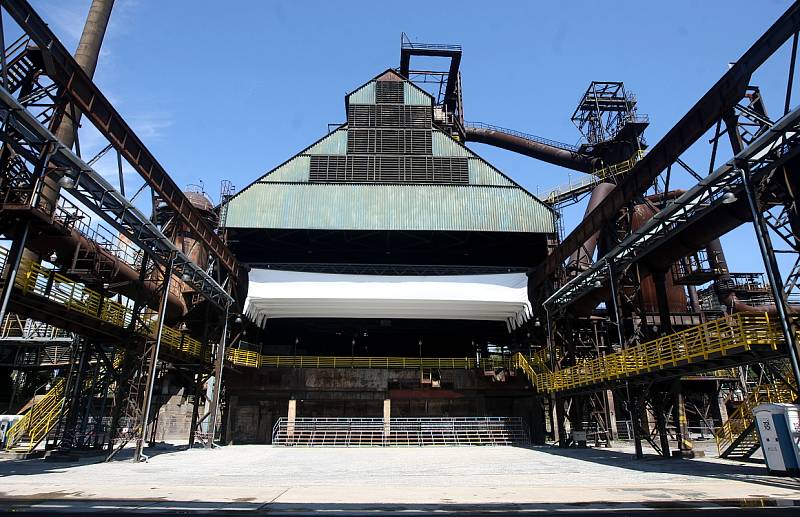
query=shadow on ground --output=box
[0,441,192,477]
[529,444,800,492]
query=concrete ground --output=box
[0,443,799,514]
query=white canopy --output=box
[245,269,532,332]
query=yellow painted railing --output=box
[513,313,781,394]
[226,352,511,370]
[714,381,795,455]
[3,249,204,359]
[5,378,65,452]
[545,151,645,204]
[592,150,647,180]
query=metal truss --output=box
[532,3,800,289]
[544,104,800,313]
[0,86,233,308]
[1,0,241,288]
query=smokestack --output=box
[54,0,115,149]
[39,0,115,213]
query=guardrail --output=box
[4,377,65,451]
[714,381,795,455]
[272,416,529,447]
[1,245,203,360]
[513,312,782,393]
[226,351,512,370]
[543,150,646,205]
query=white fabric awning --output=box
[245,269,532,332]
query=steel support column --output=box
[652,270,673,335]
[133,253,175,462]
[204,306,229,448]
[739,166,800,391]
[671,379,693,457]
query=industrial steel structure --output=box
[0,0,798,466]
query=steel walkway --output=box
[226,350,510,370]
[512,313,785,394]
[0,246,204,361]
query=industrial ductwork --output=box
[464,126,597,173]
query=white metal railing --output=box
[272,417,530,447]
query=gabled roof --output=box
[224,69,555,235]
[345,68,433,109]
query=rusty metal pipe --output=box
[568,182,616,271]
[464,126,597,173]
[27,229,186,319]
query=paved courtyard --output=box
[0,444,799,513]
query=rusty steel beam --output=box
[2,0,240,285]
[532,1,800,288]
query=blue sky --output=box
[16,0,799,275]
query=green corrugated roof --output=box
[226,69,554,236]
[226,183,554,233]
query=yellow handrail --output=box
[226,352,512,371]
[512,313,782,394]
[714,381,795,454]
[5,378,66,451]
[2,248,204,359]
[545,151,646,204]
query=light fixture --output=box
[722,191,738,204]
[181,272,192,282]
[234,315,243,324]
[593,280,602,288]
[49,251,58,263]
[58,175,76,188]
[534,319,541,328]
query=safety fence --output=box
[4,378,65,452]
[543,150,646,205]
[714,381,795,455]
[0,246,203,359]
[225,351,511,371]
[272,416,530,447]
[513,312,782,394]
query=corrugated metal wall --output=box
[468,159,515,187]
[348,82,376,104]
[257,155,310,183]
[226,183,554,233]
[432,130,472,158]
[404,82,432,106]
[306,129,348,155]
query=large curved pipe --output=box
[27,229,186,320]
[464,126,597,173]
[568,182,616,272]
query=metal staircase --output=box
[511,313,784,394]
[715,381,795,459]
[2,37,41,95]
[4,377,66,453]
[543,150,646,206]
